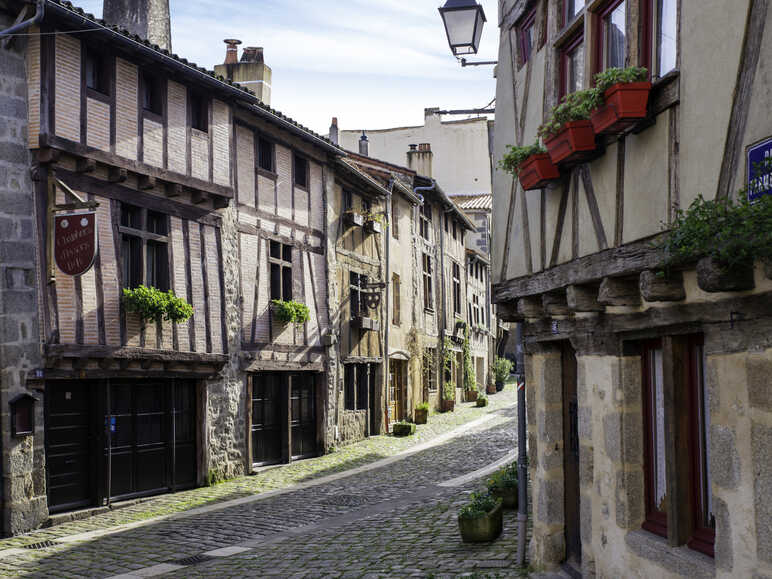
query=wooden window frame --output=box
[140,70,164,119]
[419,203,432,241]
[563,0,585,29]
[119,204,170,291]
[644,0,678,79]
[392,273,401,326]
[350,271,369,320]
[452,262,461,316]
[517,6,538,67]
[642,338,668,538]
[422,253,434,311]
[293,154,310,191]
[257,136,276,175]
[559,31,585,99]
[424,348,437,392]
[344,363,369,411]
[190,91,209,133]
[593,0,627,78]
[84,44,111,98]
[269,240,293,301]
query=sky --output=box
[75,0,499,135]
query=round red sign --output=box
[54,212,98,276]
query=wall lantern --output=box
[438,0,487,57]
[10,393,37,438]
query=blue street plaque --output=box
[747,137,772,202]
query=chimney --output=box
[103,0,172,51]
[214,40,273,105]
[407,143,433,178]
[329,117,339,145]
[359,131,369,156]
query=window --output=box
[350,272,369,319]
[419,203,432,240]
[391,197,399,238]
[444,213,449,235]
[85,46,110,95]
[472,294,480,325]
[423,348,437,392]
[655,0,677,77]
[142,71,162,116]
[596,0,626,72]
[392,274,400,326]
[344,364,370,411]
[343,190,353,212]
[190,92,208,132]
[269,241,293,301]
[560,33,585,98]
[452,220,458,241]
[518,7,537,65]
[564,0,584,26]
[422,253,433,310]
[120,204,169,291]
[294,155,309,189]
[452,262,461,316]
[258,137,275,173]
[642,341,668,537]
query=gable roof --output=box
[451,194,492,211]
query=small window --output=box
[269,240,293,301]
[142,71,163,116]
[391,197,399,239]
[345,364,370,411]
[343,190,353,211]
[517,8,537,65]
[422,253,433,310]
[294,155,309,189]
[452,262,461,315]
[350,272,369,319]
[564,0,584,26]
[423,348,437,392]
[85,47,110,96]
[258,137,275,173]
[597,0,627,72]
[560,33,585,98]
[190,92,208,132]
[119,204,169,291]
[420,203,432,240]
[452,220,458,241]
[392,274,400,326]
[642,341,668,538]
[655,0,677,77]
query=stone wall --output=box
[0,19,46,535]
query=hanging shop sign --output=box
[54,212,98,276]
[747,137,772,202]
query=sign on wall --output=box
[747,137,772,202]
[54,212,98,276]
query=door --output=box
[251,374,283,466]
[290,374,317,459]
[46,381,93,512]
[388,360,405,423]
[561,342,581,568]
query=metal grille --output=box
[173,554,215,566]
[23,540,58,550]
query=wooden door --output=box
[562,342,581,568]
[388,360,405,423]
[290,374,317,459]
[251,374,283,466]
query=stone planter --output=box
[414,408,428,425]
[590,81,652,135]
[495,381,504,392]
[518,153,560,190]
[476,397,488,408]
[392,422,415,437]
[440,399,455,413]
[464,390,478,403]
[696,257,755,293]
[458,502,503,543]
[364,220,382,234]
[544,120,597,165]
[490,486,518,509]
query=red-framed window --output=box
[562,0,584,28]
[594,0,627,76]
[517,7,537,66]
[559,32,585,99]
[641,339,668,538]
[644,0,678,78]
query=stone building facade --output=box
[491,0,772,577]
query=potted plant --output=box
[539,89,600,165]
[440,381,456,413]
[363,210,385,234]
[486,378,497,395]
[343,209,365,227]
[392,421,416,437]
[494,357,513,392]
[458,491,503,543]
[123,285,193,324]
[271,299,311,325]
[486,463,518,509]
[499,143,559,191]
[476,394,488,407]
[590,67,651,135]
[465,389,479,403]
[414,401,429,425]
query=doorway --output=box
[561,342,581,570]
[251,374,283,466]
[290,374,317,459]
[389,359,406,424]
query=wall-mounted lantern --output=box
[438,0,487,57]
[10,393,37,438]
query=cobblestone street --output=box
[0,387,532,578]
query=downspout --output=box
[516,321,528,566]
[383,177,394,432]
[0,0,45,38]
[412,181,437,390]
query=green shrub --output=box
[392,421,416,436]
[463,326,476,392]
[476,395,488,407]
[122,285,193,323]
[459,491,501,519]
[594,66,648,94]
[487,463,518,492]
[494,357,513,383]
[538,89,601,139]
[271,299,310,325]
[442,381,455,402]
[498,143,546,176]
[416,401,430,412]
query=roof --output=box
[451,194,492,211]
[335,158,391,197]
[41,0,343,155]
[343,157,420,205]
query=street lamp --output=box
[438,0,497,67]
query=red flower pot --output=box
[544,120,597,165]
[518,153,560,190]
[590,81,652,135]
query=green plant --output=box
[462,326,476,392]
[122,285,193,323]
[498,142,546,176]
[362,209,387,226]
[594,66,648,95]
[271,299,310,325]
[442,381,455,401]
[487,463,518,492]
[494,357,513,383]
[538,89,602,138]
[416,401,430,412]
[659,194,772,276]
[476,395,488,407]
[459,491,501,519]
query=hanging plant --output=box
[122,286,193,324]
[271,299,311,325]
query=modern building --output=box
[491,0,772,577]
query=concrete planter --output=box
[591,81,652,134]
[464,390,478,403]
[518,153,560,190]
[490,486,518,509]
[458,502,503,543]
[696,257,755,293]
[440,399,455,413]
[392,422,416,437]
[545,120,597,165]
[414,408,428,424]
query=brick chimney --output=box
[329,117,339,145]
[359,131,369,156]
[407,143,433,178]
[214,40,273,105]
[103,0,172,51]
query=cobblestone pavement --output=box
[0,385,532,578]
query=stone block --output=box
[580,491,593,544]
[747,354,772,412]
[538,408,563,445]
[537,478,564,525]
[696,256,755,292]
[567,284,604,312]
[579,444,594,486]
[0,241,34,264]
[530,529,566,567]
[625,530,716,577]
[639,270,686,301]
[4,267,33,290]
[0,290,34,314]
[0,316,19,343]
[712,495,733,571]
[615,468,644,529]
[598,277,641,306]
[542,291,570,315]
[0,95,27,119]
[752,422,772,564]
[6,496,47,536]
[541,355,562,405]
[0,142,28,165]
[710,424,741,490]
[603,412,621,463]
[0,216,16,239]
[578,404,592,441]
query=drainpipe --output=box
[516,321,528,566]
[0,0,45,38]
[383,177,394,431]
[412,181,437,389]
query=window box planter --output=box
[364,219,382,234]
[590,81,652,135]
[458,501,503,543]
[351,316,380,332]
[696,257,755,293]
[440,399,455,413]
[392,422,416,437]
[518,153,560,190]
[344,211,365,227]
[414,408,428,424]
[544,120,597,165]
[464,390,478,403]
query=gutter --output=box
[0,0,45,38]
